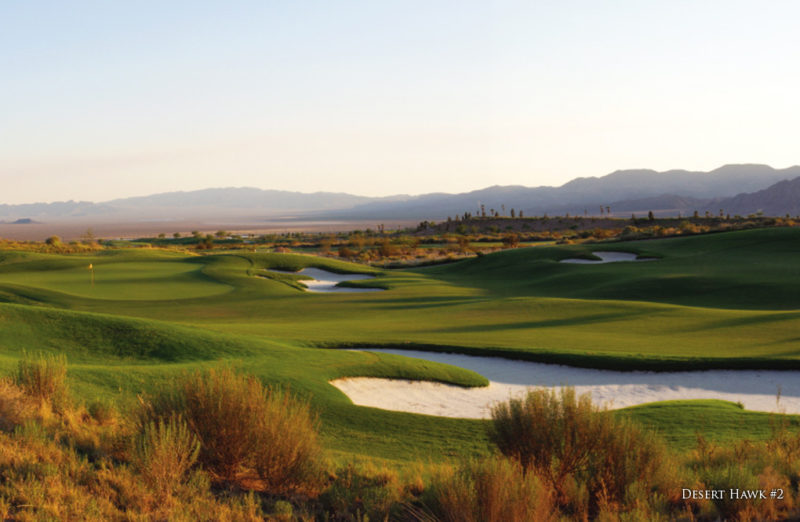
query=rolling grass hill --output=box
[0,227,797,462]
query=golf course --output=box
[0,226,798,462]
[1,226,800,519]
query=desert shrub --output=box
[489,388,607,482]
[501,233,520,248]
[14,353,69,409]
[131,415,200,495]
[416,457,555,522]
[44,235,62,247]
[139,368,324,494]
[489,388,676,517]
[251,388,324,495]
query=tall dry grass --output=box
[130,414,201,496]
[14,353,69,410]
[688,426,800,520]
[415,457,556,522]
[0,378,38,431]
[0,361,265,520]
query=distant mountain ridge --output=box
[325,164,800,219]
[0,164,798,221]
[598,175,800,218]
[106,187,384,210]
[716,176,800,217]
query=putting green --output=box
[0,260,232,300]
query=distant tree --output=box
[195,234,214,250]
[45,235,62,247]
[510,208,515,218]
[648,211,655,221]
[600,206,604,216]
[519,210,524,218]
[606,206,611,215]
[215,230,227,239]
[481,204,486,218]
[173,232,181,238]
[81,228,97,245]
[192,230,202,238]
[158,233,166,239]
[693,210,699,219]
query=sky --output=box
[1,1,799,204]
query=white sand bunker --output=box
[561,251,655,264]
[331,349,800,419]
[267,268,383,293]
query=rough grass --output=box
[0,365,797,520]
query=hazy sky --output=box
[2,1,799,204]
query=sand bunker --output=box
[267,268,383,293]
[561,251,655,264]
[331,349,800,418]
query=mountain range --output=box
[1,164,798,222]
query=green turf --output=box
[617,399,800,450]
[0,227,797,462]
[0,251,232,300]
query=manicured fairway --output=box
[0,227,798,462]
